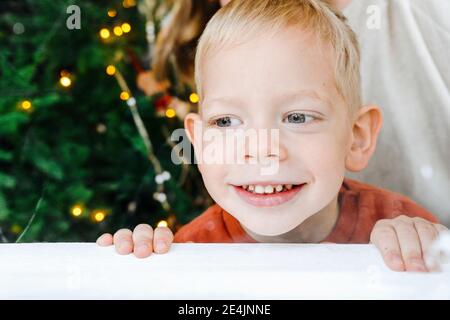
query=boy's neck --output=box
[241,196,340,243]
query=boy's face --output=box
[186,27,369,236]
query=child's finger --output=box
[413,218,438,253]
[413,218,438,270]
[434,224,449,236]
[430,224,450,267]
[153,226,174,254]
[371,224,404,271]
[96,233,113,246]
[132,224,154,258]
[113,229,134,255]
[393,219,427,272]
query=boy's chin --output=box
[239,214,311,237]
[247,227,296,237]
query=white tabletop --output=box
[0,243,449,299]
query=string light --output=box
[11,224,23,234]
[155,171,171,184]
[96,123,107,134]
[99,28,110,39]
[153,192,167,203]
[106,65,116,76]
[113,26,123,36]
[126,97,136,107]
[157,220,168,228]
[60,75,72,87]
[121,23,131,33]
[122,0,136,8]
[120,91,130,101]
[107,9,117,17]
[70,204,84,217]
[92,210,106,223]
[106,45,174,218]
[165,108,176,118]
[20,100,32,111]
[127,201,137,212]
[189,93,200,104]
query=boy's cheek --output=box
[296,135,348,171]
[297,140,347,199]
[200,164,230,195]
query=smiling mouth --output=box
[238,183,301,194]
[231,183,306,207]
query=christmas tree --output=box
[0,0,212,242]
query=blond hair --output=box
[195,0,361,114]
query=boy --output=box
[97,0,447,272]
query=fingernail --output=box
[410,259,427,272]
[118,242,131,253]
[156,240,166,252]
[137,243,149,251]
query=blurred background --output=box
[1,0,449,243]
[0,0,220,242]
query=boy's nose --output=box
[244,130,287,163]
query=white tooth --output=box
[264,185,274,194]
[242,185,248,190]
[286,184,293,190]
[255,185,265,194]
[248,185,255,192]
[275,185,283,192]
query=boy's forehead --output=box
[200,26,337,104]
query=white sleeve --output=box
[343,0,450,225]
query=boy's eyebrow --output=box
[202,96,243,109]
[278,90,333,109]
[203,90,332,110]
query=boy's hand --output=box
[96,224,174,258]
[370,215,448,272]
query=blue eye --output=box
[212,116,242,127]
[283,113,315,124]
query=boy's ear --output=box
[184,112,202,152]
[345,105,383,172]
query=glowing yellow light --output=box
[121,23,131,33]
[11,224,23,234]
[165,108,176,118]
[189,93,199,104]
[113,26,123,36]
[107,9,117,17]
[71,205,84,217]
[106,65,116,76]
[122,0,136,8]
[21,100,32,110]
[157,220,168,228]
[120,91,130,101]
[60,76,72,87]
[93,211,106,222]
[99,28,110,39]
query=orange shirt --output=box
[174,179,439,244]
